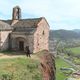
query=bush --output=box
[0,73,13,80]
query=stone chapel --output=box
[0,6,49,53]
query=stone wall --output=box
[0,31,1,50]
[11,32,34,52]
[33,18,49,53]
[11,32,27,50]
[0,31,12,50]
[27,35,34,53]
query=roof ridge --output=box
[1,17,43,21]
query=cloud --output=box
[0,0,80,29]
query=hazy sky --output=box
[0,0,80,30]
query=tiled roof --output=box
[0,21,12,31]
[12,18,42,28]
[1,17,43,33]
[13,27,36,34]
[12,18,42,33]
[3,20,12,25]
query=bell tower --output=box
[12,6,21,20]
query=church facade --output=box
[0,6,49,53]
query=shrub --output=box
[0,73,13,80]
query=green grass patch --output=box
[67,47,80,55]
[0,57,42,80]
[0,50,13,54]
[56,57,74,80]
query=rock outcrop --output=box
[38,50,56,80]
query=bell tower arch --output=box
[12,6,21,20]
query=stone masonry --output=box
[0,6,50,53]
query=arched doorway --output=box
[15,37,28,51]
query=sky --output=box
[0,0,80,30]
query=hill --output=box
[73,29,80,33]
[0,50,55,80]
[50,29,80,40]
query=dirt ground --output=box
[0,53,24,59]
[0,52,39,60]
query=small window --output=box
[42,31,45,35]
[38,43,39,46]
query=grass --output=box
[0,50,74,80]
[0,50,13,54]
[56,57,74,80]
[67,47,80,55]
[0,57,42,80]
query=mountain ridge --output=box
[50,29,80,40]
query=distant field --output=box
[67,47,80,55]
[56,58,74,80]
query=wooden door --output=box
[19,41,24,51]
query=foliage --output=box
[67,47,80,55]
[0,72,13,80]
[72,57,80,65]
